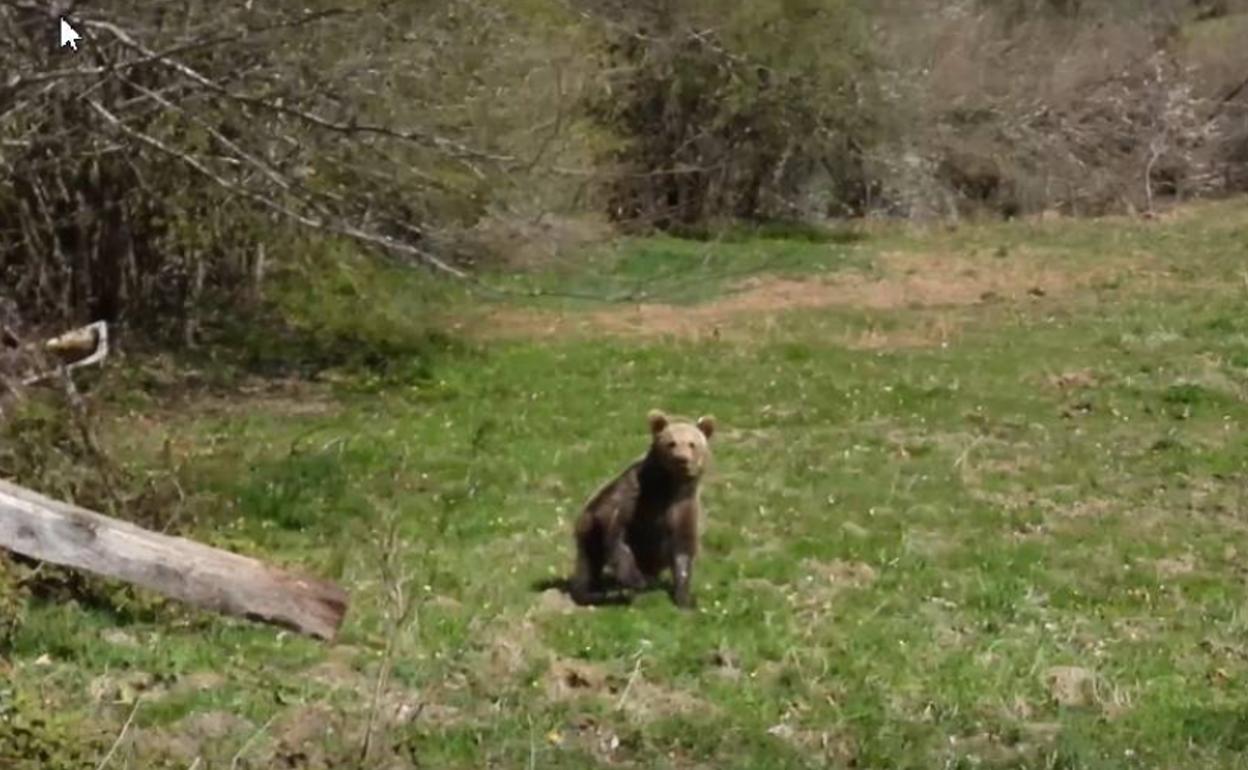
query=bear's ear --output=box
[696,415,716,439]
[647,409,669,435]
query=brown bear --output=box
[568,409,716,609]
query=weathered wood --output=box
[0,478,348,641]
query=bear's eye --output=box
[666,440,676,449]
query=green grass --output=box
[477,225,874,306]
[5,199,1248,768]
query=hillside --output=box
[4,199,1248,767]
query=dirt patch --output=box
[427,594,464,612]
[544,659,611,701]
[110,376,341,460]
[948,723,1061,767]
[314,644,468,727]
[182,710,255,741]
[536,587,578,615]
[901,527,963,557]
[189,378,341,419]
[100,628,140,648]
[266,704,342,769]
[974,455,1044,478]
[968,488,1028,512]
[866,250,1085,308]
[474,589,598,689]
[546,712,626,764]
[800,558,878,590]
[847,315,963,350]
[707,647,743,682]
[473,277,838,343]
[1059,498,1118,519]
[1043,665,1101,708]
[1047,369,1100,390]
[478,616,546,682]
[468,249,1132,345]
[621,677,708,722]
[767,722,858,766]
[474,601,711,724]
[1155,553,1198,578]
[128,359,341,418]
[543,658,712,722]
[88,671,164,704]
[132,711,256,765]
[253,702,423,770]
[306,644,369,691]
[790,558,878,618]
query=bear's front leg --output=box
[569,548,600,606]
[671,551,696,609]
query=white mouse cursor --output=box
[59,18,82,51]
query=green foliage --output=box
[0,686,100,770]
[0,557,24,657]
[235,239,470,387]
[0,398,116,516]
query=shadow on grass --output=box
[531,574,679,607]
[16,560,169,627]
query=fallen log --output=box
[0,478,348,641]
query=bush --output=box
[0,1,554,341]
[580,0,878,231]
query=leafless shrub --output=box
[577,0,879,232]
[867,0,1248,219]
[0,1,585,339]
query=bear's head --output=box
[647,408,715,480]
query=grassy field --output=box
[4,200,1248,768]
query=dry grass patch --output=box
[766,721,859,767]
[947,723,1061,768]
[788,558,879,620]
[465,245,1150,346]
[543,658,714,723]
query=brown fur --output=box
[568,409,716,609]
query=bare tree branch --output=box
[80,15,515,170]
[86,98,469,278]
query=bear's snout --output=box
[669,452,701,476]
